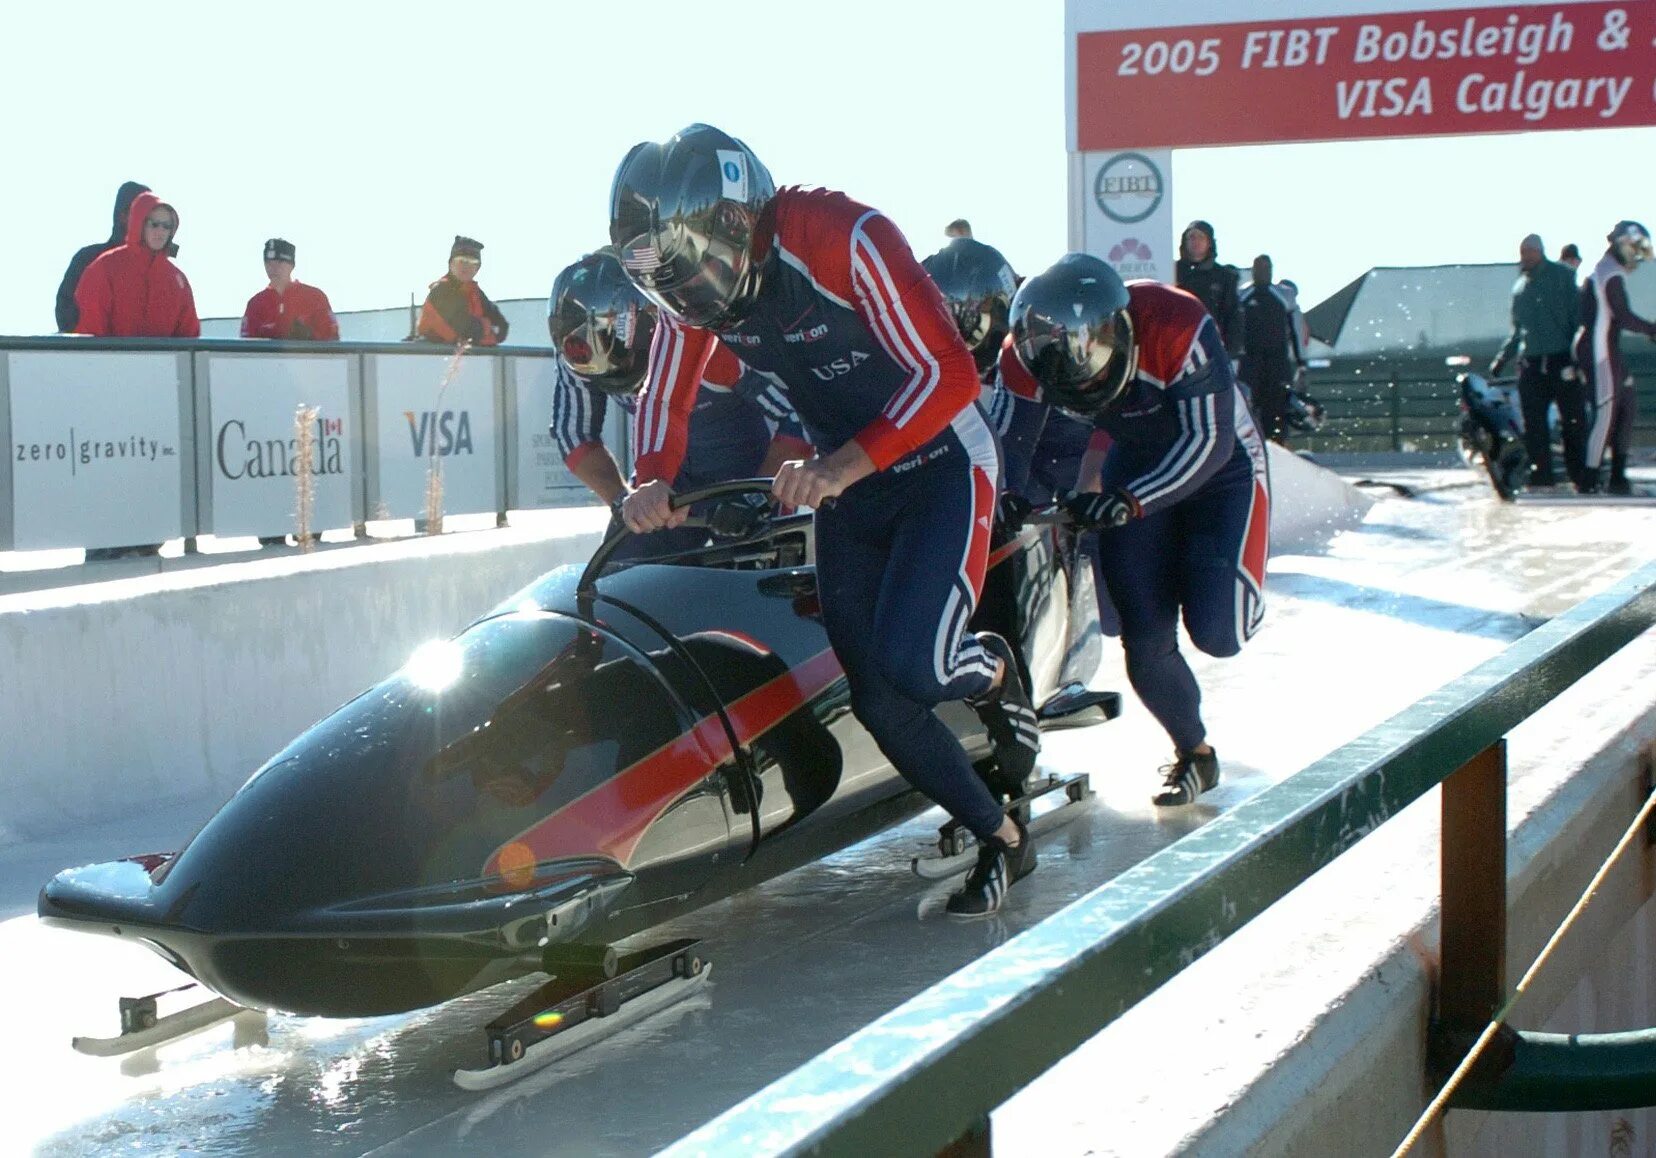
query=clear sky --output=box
[5,0,1652,334]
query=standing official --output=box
[1237,255,1305,444]
[1490,234,1581,489]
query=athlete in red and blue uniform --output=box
[548,247,808,559]
[611,124,1039,917]
[1002,254,1269,806]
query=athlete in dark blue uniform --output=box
[611,124,1039,917]
[548,247,807,558]
[1002,254,1270,806]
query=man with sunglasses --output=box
[418,236,509,346]
[73,190,199,338]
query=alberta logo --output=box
[1107,238,1157,279]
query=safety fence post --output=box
[1432,739,1507,1079]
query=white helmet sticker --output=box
[716,149,749,202]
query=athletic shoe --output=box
[1152,748,1220,807]
[1607,476,1633,497]
[946,820,1036,918]
[968,633,1041,800]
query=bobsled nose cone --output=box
[38,855,173,929]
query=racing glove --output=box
[1488,357,1506,377]
[997,492,1033,534]
[1061,488,1138,531]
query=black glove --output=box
[1061,488,1137,531]
[997,492,1033,534]
[1488,357,1505,377]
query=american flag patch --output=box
[622,243,661,273]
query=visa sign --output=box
[404,410,474,457]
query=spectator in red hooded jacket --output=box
[240,238,339,340]
[417,235,509,346]
[74,191,200,338]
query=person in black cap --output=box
[1174,220,1241,355]
[240,238,339,341]
[418,235,509,346]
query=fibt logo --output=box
[809,350,871,381]
[404,410,474,457]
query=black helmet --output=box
[609,123,775,330]
[922,237,1018,374]
[548,247,658,396]
[1009,253,1136,416]
[1608,220,1653,268]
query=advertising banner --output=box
[8,351,185,550]
[204,354,355,536]
[1073,1,1656,149]
[509,356,630,508]
[369,352,499,519]
[1081,148,1176,284]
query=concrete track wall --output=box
[0,513,606,841]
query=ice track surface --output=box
[5,471,1654,1156]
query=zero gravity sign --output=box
[1073,1,1656,149]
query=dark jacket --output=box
[418,274,509,346]
[73,191,200,338]
[1174,220,1242,355]
[1494,258,1579,366]
[55,181,152,332]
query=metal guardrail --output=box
[663,560,1656,1157]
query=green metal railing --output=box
[663,560,1656,1157]
[1298,347,1656,456]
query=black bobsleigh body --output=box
[1456,370,1530,500]
[39,482,1107,1018]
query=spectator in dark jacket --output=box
[1174,220,1241,354]
[1491,233,1581,489]
[73,190,200,338]
[55,180,158,333]
[1237,254,1305,443]
[418,235,509,346]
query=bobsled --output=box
[38,480,1113,1083]
[1456,370,1530,500]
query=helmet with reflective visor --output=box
[1009,253,1136,416]
[548,248,658,396]
[609,124,775,330]
[1609,220,1653,268]
[922,237,1018,374]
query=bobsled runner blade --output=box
[72,986,248,1058]
[911,773,1091,881]
[454,939,711,1091]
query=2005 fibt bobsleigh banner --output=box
[38,480,1113,1087]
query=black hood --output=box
[1178,219,1218,266]
[110,181,151,243]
